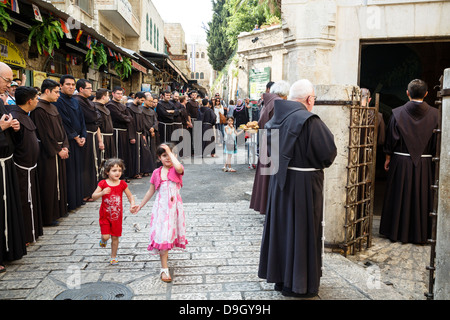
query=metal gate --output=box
[425,75,444,300]
[343,87,379,256]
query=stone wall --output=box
[314,84,355,245]
[435,68,450,300]
[236,25,286,99]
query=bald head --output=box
[0,62,13,94]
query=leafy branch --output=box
[114,56,132,80]
[85,43,108,68]
[0,2,12,32]
[28,16,64,56]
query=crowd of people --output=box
[0,59,260,273]
[1,55,435,296]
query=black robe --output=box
[186,99,199,154]
[197,106,216,157]
[54,93,87,211]
[8,105,43,243]
[95,101,116,164]
[141,105,158,165]
[74,95,101,198]
[156,100,178,143]
[0,100,26,264]
[127,102,154,175]
[380,101,439,244]
[106,100,134,179]
[258,99,337,295]
[250,93,282,214]
[232,104,249,128]
[31,100,69,225]
[171,99,188,157]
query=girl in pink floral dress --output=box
[135,143,186,282]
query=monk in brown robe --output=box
[380,79,439,244]
[31,79,69,226]
[94,89,116,165]
[106,86,135,181]
[8,87,42,244]
[250,81,289,215]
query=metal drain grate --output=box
[54,282,134,300]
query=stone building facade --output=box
[187,43,213,96]
[234,0,450,255]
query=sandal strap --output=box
[160,268,170,276]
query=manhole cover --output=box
[54,282,133,300]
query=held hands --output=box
[130,204,140,214]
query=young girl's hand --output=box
[130,204,140,214]
[160,144,172,155]
[103,187,111,195]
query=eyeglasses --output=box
[0,75,13,84]
[308,95,317,102]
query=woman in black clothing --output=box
[232,99,249,128]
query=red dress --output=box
[98,179,128,237]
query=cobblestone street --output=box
[0,157,431,301]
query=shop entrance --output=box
[359,39,450,219]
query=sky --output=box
[152,0,213,44]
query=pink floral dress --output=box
[148,166,187,254]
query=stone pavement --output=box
[0,151,431,301]
[0,195,428,300]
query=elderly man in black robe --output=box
[0,62,26,273]
[73,79,103,201]
[54,74,86,212]
[31,79,69,226]
[8,87,42,244]
[258,79,337,297]
[380,79,439,244]
[106,86,135,181]
[250,80,289,215]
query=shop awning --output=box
[140,50,189,84]
[27,0,140,67]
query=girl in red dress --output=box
[92,158,138,265]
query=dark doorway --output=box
[359,40,450,216]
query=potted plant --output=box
[28,16,64,56]
[114,56,132,80]
[85,43,108,69]
[0,2,12,32]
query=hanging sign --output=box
[0,37,26,68]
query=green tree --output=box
[207,0,235,71]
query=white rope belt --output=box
[0,154,14,251]
[56,142,64,201]
[137,132,142,173]
[159,122,174,142]
[100,133,113,164]
[87,130,99,181]
[393,152,432,158]
[288,166,321,172]
[14,162,38,243]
